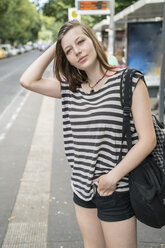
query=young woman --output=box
[20,20,156,248]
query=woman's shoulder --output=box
[120,67,145,82]
[61,80,69,89]
[109,67,126,77]
[60,80,70,97]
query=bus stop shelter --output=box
[93,0,165,121]
[114,0,164,22]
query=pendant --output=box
[90,89,94,94]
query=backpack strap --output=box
[118,68,143,162]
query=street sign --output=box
[68,8,81,21]
[75,0,110,15]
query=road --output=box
[0,51,82,248]
[0,52,164,247]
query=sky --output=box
[29,0,49,8]
[38,0,49,6]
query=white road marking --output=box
[0,89,30,142]
[0,133,6,141]
[0,88,28,121]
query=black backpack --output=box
[120,68,165,228]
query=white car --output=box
[23,44,32,52]
[11,46,19,56]
[17,45,25,54]
[1,44,19,56]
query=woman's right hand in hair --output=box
[20,43,61,99]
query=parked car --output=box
[38,42,51,52]
[1,44,19,57]
[0,46,5,58]
[1,44,12,57]
[23,44,32,52]
[16,44,25,54]
[32,43,38,49]
[11,46,19,56]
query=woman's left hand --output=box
[93,172,117,196]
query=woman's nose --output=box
[74,46,81,56]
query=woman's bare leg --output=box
[101,216,137,248]
[74,204,106,248]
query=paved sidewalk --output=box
[2,96,55,248]
[1,95,165,247]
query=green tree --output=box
[115,0,137,13]
[42,0,138,28]
[0,0,10,16]
[38,15,61,42]
[0,0,41,44]
[43,0,74,22]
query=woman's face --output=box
[61,26,98,71]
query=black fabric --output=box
[73,191,134,222]
[120,68,165,228]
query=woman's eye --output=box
[66,49,72,55]
[78,40,84,45]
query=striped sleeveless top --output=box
[61,69,143,201]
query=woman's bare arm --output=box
[94,79,157,195]
[111,79,156,181]
[20,43,61,99]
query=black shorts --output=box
[73,190,135,222]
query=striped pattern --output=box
[61,69,143,201]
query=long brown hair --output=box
[54,20,115,92]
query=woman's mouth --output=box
[78,56,87,63]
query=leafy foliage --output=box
[0,0,137,44]
[38,15,61,42]
[43,0,75,22]
[42,0,137,28]
[0,0,41,44]
[0,0,10,16]
[115,0,137,13]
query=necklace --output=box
[88,70,108,94]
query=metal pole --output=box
[159,1,165,123]
[108,0,115,56]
